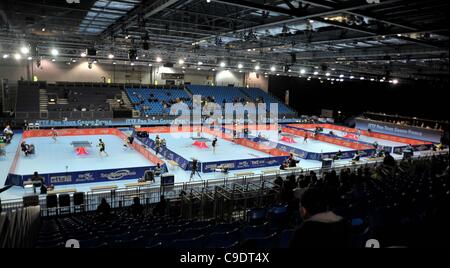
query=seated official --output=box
[333,150,343,161]
[153,163,163,177]
[30,172,44,194]
[140,170,155,183]
[352,151,361,162]
[288,154,300,168]
[3,125,13,143]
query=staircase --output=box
[183,86,193,98]
[120,91,133,109]
[39,89,48,112]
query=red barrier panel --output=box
[22,128,116,139]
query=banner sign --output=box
[7,166,157,187]
[31,118,301,128]
[134,135,192,170]
[202,156,288,173]
[355,118,442,143]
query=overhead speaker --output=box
[86,48,97,57]
[163,63,174,68]
[142,42,149,50]
[128,49,137,60]
[291,53,297,63]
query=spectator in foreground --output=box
[97,198,111,220]
[153,195,167,216]
[383,151,396,167]
[130,197,144,217]
[290,187,348,248]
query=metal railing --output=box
[1,150,448,215]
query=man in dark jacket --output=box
[383,151,396,167]
[290,187,349,248]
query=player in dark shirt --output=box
[212,137,218,153]
[98,139,108,157]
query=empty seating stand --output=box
[126,87,192,116]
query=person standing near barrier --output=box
[212,136,218,153]
[190,158,202,181]
[155,136,161,156]
[3,125,13,144]
[303,133,309,144]
[51,128,58,143]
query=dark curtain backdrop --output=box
[268,76,449,120]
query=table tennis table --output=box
[70,141,92,155]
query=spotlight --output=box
[313,71,319,75]
[27,56,33,61]
[300,69,306,74]
[51,49,59,56]
[178,59,185,65]
[81,52,87,57]
[255,65,260,70]
[108,53,115,59]
[3,54,9,59]
[52,58,56,62]
[392,79,399,85]
[325,72,331,77]
[156,57,162,63]
[14,53,22,60]
[20,46,30,54]
[270,66,276,72]
[198,61,203,65]
[220,62,226,68]
[238,63,243,69]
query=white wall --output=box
[151,66,214,85]
[0,60,267,90]
[215,70,244,87]
[245,72,269,91]
[0,59,154,84]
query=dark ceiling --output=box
[0,0,448,82]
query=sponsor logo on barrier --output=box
[75,173,95,183]
[101,169,136,180]
[50,175,72,184]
